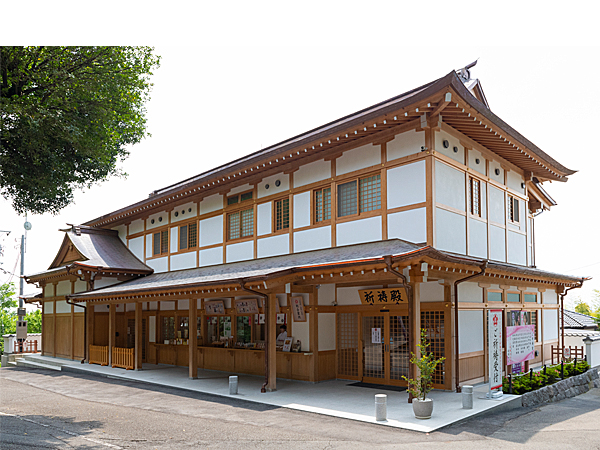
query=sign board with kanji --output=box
[358,288,407,306]
[506,325,535,365]
[204,300,225,315]
[488,310,503,391]
[291,296,306,322]
[235,299,259,314]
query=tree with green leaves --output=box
[25,309,41,333]
[575,301,592,316]
[1,46,160,214]
[0,282,17,354]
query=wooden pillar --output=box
[108,304,116,367]
[189,298,198,379]
[70,301,75,360]
[135,302,143,370]
[86,302,95,362]
[267,293,277,391]
[309,288,319,382]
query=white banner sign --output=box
[488,310,503,390]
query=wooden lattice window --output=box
[509,195,520,223]
[162,316,175,342]
[153,230,168,256]
[337,173,381,218]
[228,191,253,206]
[469,177,481,217]
[179,222,198,250]
[389,315,410,381]
[274,198,290,231]
[420,310,445,386]
[314,187,331,222]
[227,208,254,240]
[337,313,359,377]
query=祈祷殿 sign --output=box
[358,288,408,305]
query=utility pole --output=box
[16,216,32,351]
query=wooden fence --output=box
[551,345,584,365]
[112,347,134,370]
[89,345,109,366]
[13,340,39,354]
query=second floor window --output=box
[179,222,198,251]
[469,177,481,217]
[153,230,168,256]
[315,187,331,222]
[337,174,381,218]
[228,208,254,240]
[508,195,520,223]
[274,198,290,231]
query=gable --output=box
[48,234,87,269]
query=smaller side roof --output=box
[562,309,599,330]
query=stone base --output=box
[521,368,599,408]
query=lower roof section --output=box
[68,239,584,302]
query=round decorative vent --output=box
[174,212,179,217]
[275,180,281,187]
[453,146,458,153]
[265,184,270,190]
[475,158,480,164]
[443,140,449,148]
[495,168,501,176]
[151,219,155,224]
[158,217,163,222]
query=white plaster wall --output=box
[147,257,168,273]
[387,130,424,161]
[199,247,223,267]
[435,130,464,164]
[293,316,310,352]
[94,305,106,312]
[126,303,135,312]
[148,301,159,311]
[55,300,70,314]
[178,299,189,310]
[480,182,487,218]
[318,284,335,305]
[128,236,144,261]
[257,202,272,236]
[459,310,484,353]
[294,159,331,188]
[543,291,559,304]
[467,149,486,176]
[161,301,175,311]
[458,282,483,302]
[435,161,465,211]
[507,231,527,266]
[229,183,253,195]
[146,211,168,230]
[144,234,153,259]
[543,309,559,341]
[200,215,223,246]
[170,226,178,253]
[116,304,124,313]
[171,202,197,223]
[44,302,53,314]
[129,219,144,235]
[294,226,331,253]
[336,143,380,176]
[435,208,466,254]
[73,303,84,312]
[489,225,506,262]
[337,216,382,247]
[113,225,127,244]
[336,286,363,306]
[226,241,254,263]
[507,171,525,195]
[387,160,426,208]
[489,186,505,225]
[200,194,223,214]
[387,208,427,244]
[293,192,311,229]
[258,173,289,198]
[468,218,488,259]
[318,313,336,351]
[44,285,54,297]
[73,280,87,294]
[420,281,444,302]
[171,252,197,271]
[489,161,504,185]
[94,277,120,289]
[56,281,71,296]
[257,234,289,258]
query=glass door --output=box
[362,315,387,382]
[389,315,410,382]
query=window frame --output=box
[313,185,332,224]
[226,190,253,208]
[508,195,520,224]
[273,197,290,233]
[152,229,169,257]
[336,172,382,220]
[226,206,254,242]
[468,176,481,217]
[178,221,198,252]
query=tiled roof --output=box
[561,309,599,329]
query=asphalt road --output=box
[1,366,600,449]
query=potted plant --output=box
[402,328,446,419]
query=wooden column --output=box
[267,293,277,391]
[70,301,75,360]
[108,304,116,367]
[189,298,198,379]
[309,288,319,382]
[86,302,95,362]
[135,302,143,370]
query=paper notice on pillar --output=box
[372,328,382,344]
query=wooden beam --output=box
[189,298,198,378]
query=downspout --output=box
[560,278,585,357]
[384,256,414,402]
[453,260,488,393]
[239,280,269,393]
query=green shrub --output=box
[502,360,590,395]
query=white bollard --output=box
[375,394,387,421]
[462,385,473,409]
[229,375,238,395]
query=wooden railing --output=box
[13,340,39,354]
[112,347,134,370]
[551,345,584,365]
[89,345,109,366]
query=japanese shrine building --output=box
[26,65,583,392]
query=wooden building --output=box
[26,65,584,392]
